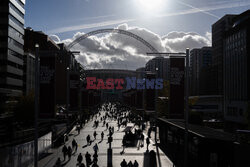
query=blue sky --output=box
[25,0,250,40]
[24,0,250,69]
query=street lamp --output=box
[66,66,70,124]
[147,48,190,167]
[34,44,39,167]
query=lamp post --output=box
[34,44,39,167]
[66,66,70,125]
[147,48,190,167]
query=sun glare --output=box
[138,0,164,11]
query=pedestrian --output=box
[77,153,83,165]
[101,131,104,141]
[127,160,133,167]
[79,163,86,167]
[92,161,99,167]
[93,151,98,164]
[121,136,126,154]
[147,127,152,138]
[120,159,127,167]
[106,123,109,130]
[141,134,144,147]
[118,123,121,131]
[72,139,78,152]
[93,143,99,153]
[62,145,68,161]
[146,137,150,152]
[85,151,92,167]
[134,160,139,167]
[54,157,61,167]
[93,131,97,140]
[67,146,72,160]
[87,134,91,145]
[77,126,81,134]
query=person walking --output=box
[147,127,152,138]
[87,134,91,145]
[118,123,121,131]
[54,157,61,167]
[101,131,104,141]
[93,131,97,140]
[146,137,150,152]
[79,163,86,167]
[77,153,83,165]
[106,123,109,130]
[91,161,99,167]
[67,146,72,160]
[141,134,144,147]
[62,145,68,161]
[85,151,92,167]
[134,160,139,167]
[121,136,126,154]
[127,160,133,167]
[120,159,127,167]
[93,143,99,154]
[72,139,78,152]
[77,125,81,134]
[93,151,98,164]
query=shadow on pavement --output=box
[82,144,88,148]
[38,153,53,161]
[61,159,70,166]
[143,151,157,167]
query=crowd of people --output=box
[53,102,154,167]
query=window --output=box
[8,37,23,50]
[9,2,24,18]
[9,14,23,28]
[9,26,23,39]
[13,0,24,8]
[8,49,22,59]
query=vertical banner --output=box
[170,57,185,118]
[69,73,80,111]
[40,52,56,119]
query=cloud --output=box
[49,34,61,43]
[47,18,135,34]
[52,24,211,70]
[162,31,211,52]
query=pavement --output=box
[38,110,173,167]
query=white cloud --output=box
[51,24,211,70]
[49,34,61,43]
[47,18,135,34]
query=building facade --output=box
[190,47,212,96]
[23,52,35,95]
[0,0,25,108]
[224,10,250,130]
[145,57,169,81]
[212,15,236,95]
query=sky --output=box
[24,0,250,69]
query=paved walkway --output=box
[38,110,173,167]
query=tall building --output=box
[0,0,25,107]
[23,52,35,95]
[190,47,212,95]
[224,10,250,130]
[145,57,169,81]
[212,14,236,95]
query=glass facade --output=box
[0,0,25,97]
